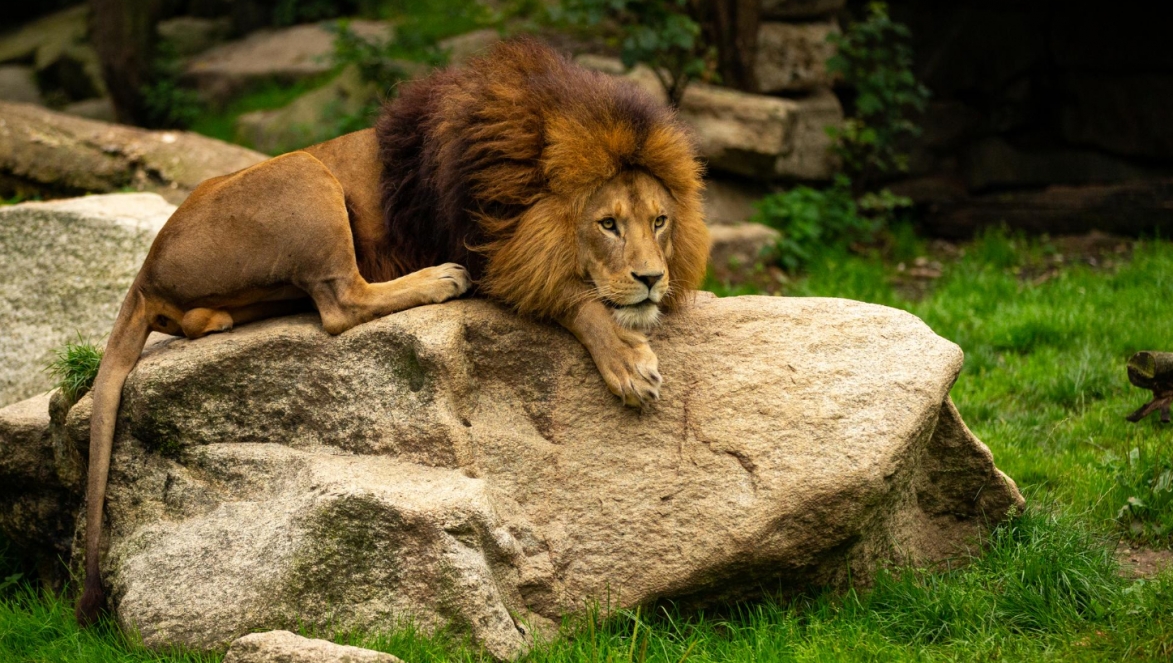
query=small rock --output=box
[708,221,779,273]
[755,21,839,94]
[224,631,402,663]
[441,28,502,66]
[0,65,42,105]
[62,97,117,122]
[761,0,845,19]
[157,16,233,58]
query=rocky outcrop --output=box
[575,55,841,181]
[0,194,174,406]
[0,102,266,203]
[2,288,1022,658]
[185,21,390,106]
[755,22,839,94]
[224,631,402,663]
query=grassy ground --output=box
[3,231,1172,662]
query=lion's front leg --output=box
[558,300,662,407]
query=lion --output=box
[75,38,709,624]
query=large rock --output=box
[0,290,1028,657]
[703,178,769,226]
[576,55,841,181]
[185,21,390,106]
[0,6,105,102]
[0,194,174,406]
[235,65,376,154]
[755,22,839,94]
[224,631,402,663]
[0,101,267,203]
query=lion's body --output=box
[76,39,709,624]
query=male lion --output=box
[76,39,709,623]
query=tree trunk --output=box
[1126,351,1173,423]
[89,0,161,126]
[701,0,762,93]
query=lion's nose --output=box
[632,271,663,290]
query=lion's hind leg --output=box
[181,308,233,338]
[306,262,472,335]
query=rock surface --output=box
[0,101,267,203]
[755,22,839,94]
[235,65,375,154]
[708,222,779,273]
[0,391,73,583]
[224,631,402,663]
[576,55,841,181]
[0,292,1027,658]
[185,21,390,106]
[0,194,174,406]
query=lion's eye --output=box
[599,218,617,232]
[654,215,667,229]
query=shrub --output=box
[751,176,912,272]
[141,41,204,129]
[826,1,930,186]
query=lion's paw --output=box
[416,263,472,303]
[596,338,661,408]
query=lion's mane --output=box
[373,39,709,318]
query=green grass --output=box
[44,336,103,401]
[4,232,1173,661]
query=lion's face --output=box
[576,171,676,330]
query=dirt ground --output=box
[1116,546,1173,580]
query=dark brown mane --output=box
[373,38,708,317]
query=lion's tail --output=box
[76,286,151,626]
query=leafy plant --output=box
[751,175,911,272]
[44,335,103,401]
[826,1,930,185]
[1110,447,1173,542]
[554,0,712,105]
